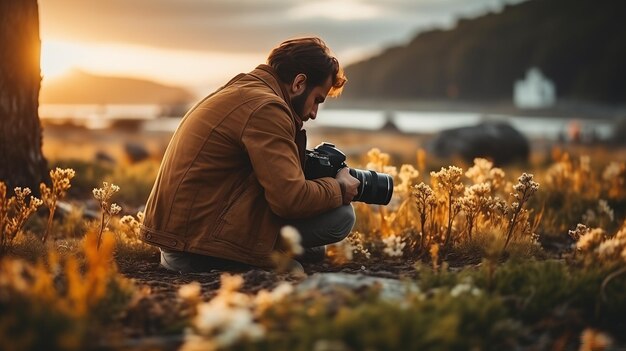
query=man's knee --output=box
[329,204,356,241]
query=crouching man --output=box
[139,37,360,272]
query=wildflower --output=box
[465,158,506,192]
[576,228,605,252]
[579,155,591,173]
[280,226,303,255]
[92,182,122,249]
[450,278,482,297]
[579,328,612,351]
[459,183,492,240]
[183,273,268,351]
[382,234,405,257]
[395,164,419,195]
[412,182,436,249]
[2,187,43,247]
[601,161,625,199]
[109,203,122,215]
[220,273,245,294]
[40,168,76,243]
[179,282,202,301]
[365,148,391,172]
[431,166,465,247]
[348,231,371,259]
[568,223,590,242]
[92,182,120,201]
[504,173,539,250]
[330,239,354,262]
[192,303,264,348]
[254,282,293,314]
[616,225,626,240]
[596,238,623,259]
[465,158,493,184]
[119,211,145,244]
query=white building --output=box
[514,67,556,109]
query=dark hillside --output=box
[343,0,626,103]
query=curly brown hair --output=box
[267,37,347,97]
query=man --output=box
[140,37,360,272]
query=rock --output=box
[427,121,530,166]
[124,142,150,163]
[95,150,116,164]
[296,273,418,301]
[56,200,100,220]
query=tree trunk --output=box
[0,0,47,192]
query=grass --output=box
[1,143,626,350]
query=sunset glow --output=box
[40,39,265,91]
[40,40,83,79]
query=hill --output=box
[342,0,626,103]
[40,69,195,104]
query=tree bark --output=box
[0,0,48,192]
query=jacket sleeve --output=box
[241,102,343,219]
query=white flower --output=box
[220,274,245,293]
[254,282,293,314]
[382,234,405,257]
[602,162,622,181]
[178,282,201,300]
[596,238,623,258]
[450,282,482,297]
[576,228,604,251]
[280,226,303,255]
[109,203,122,215]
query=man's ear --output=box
[291,74,307,95]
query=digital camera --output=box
[304,142,393,205]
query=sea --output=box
[39,104,617,141]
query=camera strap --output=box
[296,128,307,170]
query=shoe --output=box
[297,245,326,263]
[160,249,194,273]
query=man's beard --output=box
[291,87,312,120]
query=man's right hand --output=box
[336,167,360,205]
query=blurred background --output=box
[35,0,626,169]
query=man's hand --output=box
[335,167,360,205]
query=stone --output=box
[427,121,529,166]
[124,142,151,163]
[296,272,418,301]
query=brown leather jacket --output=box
[139,65,343,267]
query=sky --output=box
[39,0,525,95]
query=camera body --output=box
[304,142,393,205]
[304,142,348,179]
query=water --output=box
[40,104,616,140]
[308,109,614,140]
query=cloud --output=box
[39,0,524,59]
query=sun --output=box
[40,40,83,79]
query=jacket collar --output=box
[250,64,303,130]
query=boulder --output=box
[427,121,529,165]
[124,142,150,163]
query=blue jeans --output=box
[160,204,356,272]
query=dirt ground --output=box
[117,251,418,298]
[108,251,419,350]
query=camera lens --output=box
[348,168,394,205]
